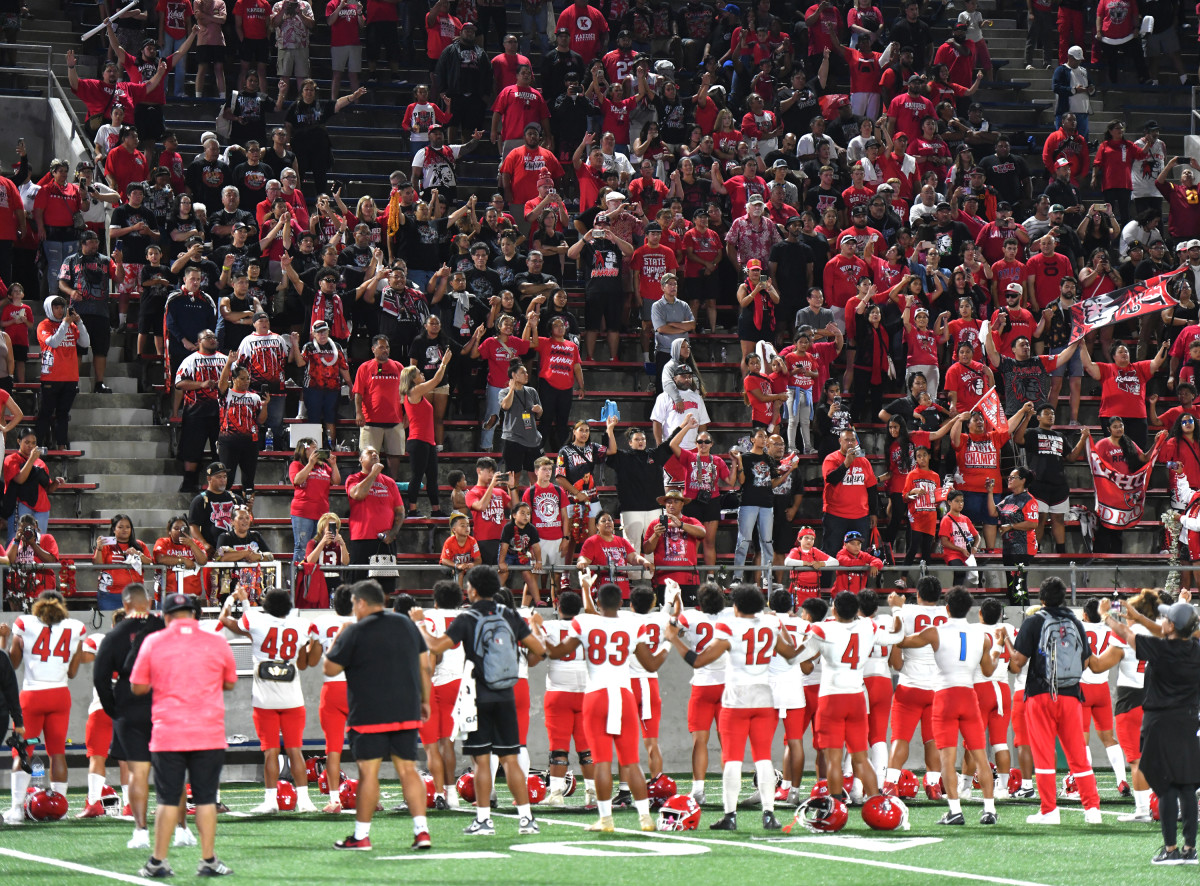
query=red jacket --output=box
[833,547,883,592]
[1042,129,1090,182]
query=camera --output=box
[21,527,35,543]
[258,383,270,395]
[229,598,244,619]
[285,0,298,11]
[316,448,330,461]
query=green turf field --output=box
[0,773,1191,885]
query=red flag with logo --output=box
[1086,435,1163,529]
[1069,267,1185,343]
[973,387,1007,432]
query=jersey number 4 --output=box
[30,627,73,663]
[841,633,860,668]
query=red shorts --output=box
[687,683,724,733]
[85,708,113,759]
[781,706,807,741]
[1012,689,1028,746]
[319,682,349,754]
[933,686,987,751]
[718,705,778,763]
[633,677,662,739]
[514,677,530,745]
[419,680,460,745]
[252,705,306,750]
[815,692,869,754]
[544,689,588,752]
[864,675,892,746]
[1115,707,1143,763]
[797,684,821,745]
[19,687,71,756]
[973,680,1013,747]
[889,684,935,744]
[582,687,640,766]
[1079,682,1114,733]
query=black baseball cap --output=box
[206,462,229,476]
[162,592,198,615]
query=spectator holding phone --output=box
[36,295,91,451]
[289,437,342,566]
[93,514,154,612]
[216,353,269,507]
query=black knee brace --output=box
[549,750,570,768]
[578,750,593,766]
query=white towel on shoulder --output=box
[605,685,623,735]
[635,677,652,720]
[451,661,478,740]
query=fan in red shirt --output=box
[944,343,993,415]
[491,69,551,146]
[555,0,609,63]
[1091,121,1145,221]
[345,447,406,592]
[822,430,878,545]
[832,531,882,592]
[1024,234,1073,311]
[423,0,461,61]
[783,528,836,604]
[466,457,517,565]
[950,408,1020,549]
[577,512,651,599]
[67,50,164,124]
[822,236,871,311]
[523,458,570,564]
[104,129,149,199]
[886,76,937,142]
[1083,341,1166,448]
[642,489,704,597]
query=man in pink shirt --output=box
[131,592,237,878]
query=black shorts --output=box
[138,293,167,335]
[113,716,152,763]
[133,103,165,142]
[462,697,520,757]
[737,311,774,344]
[240,37,270,63]
[501,440,540,473]
[365,21,398,59]
[684,496,721,524]
[477,538,500,566]
[584,291,623,333]
[178,412,220,462]
[80,312,109,356]
[350,727,418,761]
[685,273,720,304]
[11,343,27,364]
[447,93,486,130]
[152,747,224,806]
[773,501,796,550]
[196,44,226,65]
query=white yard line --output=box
[0,847,148,884]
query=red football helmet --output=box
[790,797,848,833]
[317,770,330,795]
[862,796,909,831]
[563,771,577,797]
[526,773,547,805]
[457,771,476,804]
[1151,792,1161,822]
[1061,774,1078,797]
[656,794,702,831]
[339,779,358,810]
[810,779,830,799]
[897,770,919,800]
[972,762,998,790]
[648,774,678,801]
[100,784,121,816]
[305,757,325,784]
[923,773,945,801]
[421,772,437,806]
[1007,768,1024,797]
[24,788,68,821]
[276,780,297,811]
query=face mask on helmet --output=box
[656,794,702,831]
[786,796,848,833]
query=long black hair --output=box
[889,414,914,474]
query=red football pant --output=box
[718,706,778,764]
[633,677,662,739]
[779,706,807,741]
[889,685,934,744]
[934,686,986,750]
[1012,689,1028,746]
[20,688,70,755]
[85,709,113,758]
[864,675,892,746]
[582,688,640,766]
[319,682,349,754]
[687,683,724,733]
[1058,8,1085,65]
[1115,707,1143,763]
[816,692,869,754]
[419,680,460,745]
[974,680,1013,747]
[798,684,821,748]
[1026,693,1100,812]
[252,705,306,750]
[544,690,589,752]
[514,677,530,745]
[1080,682,1114,733]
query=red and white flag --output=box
[1086,435,1163,529]
[973,387,1007,432]
[1069,267,1185,343]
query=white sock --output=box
[434,791,445,800]
[354,820,371,839]
[296,785,310,802]
[999,771,1009,793]
[175,824,190,835]
[518,747,530,778]
[118,312,127,325]
[755,761,776,812]
[691,780,704,796]
[1134,788,1152,814]
[1023,778,1033,789]
[928,772,942,786]
[516,803,531,819]
[885,767,901,785]
[11,770,30,810]
[550,776,566,794]
[263,787,277,806]
[983,798,996,813]
[634,797,650,816]
[642,351,650,363]
[584,778,596,795]
[131,827,148,840]
[87,772,105,804]
[722,762,741,814]
[412,815,428,834]
[780,779,792,790]
[475,806,490,822]
[51,781,66,797]
[868,743,887,781]
[1105,744,1128,784]
[122,784,130,805]
[446,786,458,803]
[948,798,962,814]
[598,799,612,817]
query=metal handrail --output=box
[0,43,93,170]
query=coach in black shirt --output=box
[325,579,432,851]
[428,566,544,837]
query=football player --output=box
[221,586,320,814]
[3,590,87,823]
[540,576,665,833]
[1079,599,1130,797]
[973,599,1015,792]
[795,597,830,784]
[77,616,131,818]
[540,592,597,806]
[859,589,902,783]
[628,586,672,785]
[418,581,468,809]
[306,585,356,812]
[676,582,728,803]
[1008,616,1036,798]
[767,590,817,804]
[667,584,798,830]
[897,586,999,825]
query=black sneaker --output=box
[937,811,966,826]
[1152,846,1184,865]
[762,811,781,830]
[612,789,634,809]
[215,802,230,814]
[980,811,998,825]
[1180,847,1199,865]
[95,383,113,394]
[434,795,449,811]
[196,857,233,877]
[710,812,737,831]
[334,834,373,850]
[140,857,175,878]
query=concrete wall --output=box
[4,95,92,176]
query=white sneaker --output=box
[1026,808,1061,825]
[1084,807,1103,824]
[296,798,318,813]
[250,801,279,814]
[127,828,150,850]
[173,826,198,847]
[2,808,23,825]
[1118,810,1153,822]
[544,789,566,807]
[691,789,706,806]
[585,788,598,807]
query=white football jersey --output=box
[768,613,808,710]
[13,615,86,692]
[516,607,532,680]
[676,608,728,687]
[800,620,824,687]
[567,613,645,692]
[626,611,669,679]
[717,614,780,708]
[1115,624,1149,689]
[933,618,986,690]
[423,608,467,686]
[896,604,947,690]
[307,612,355,684]
[973,623,1012,685]
[864,612,902,678]
[541,617,588,693]
[240,608,308,709]
[1080,622,1115,686]
[83,632,107,714]
[807,618,885,697]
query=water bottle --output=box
[720,346,728,364]
[30,756,45,789]
[264,428,273,451]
